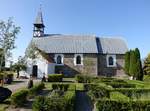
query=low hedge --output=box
[75,75,93,83]
[29,82,45,95]
[114,88,150,100]
[96,99,150,111]
[51,83,76,91]
[32,90,75,111]
[11,89,28,107]
[105,82,136,88]
[48,74,63,82]
[109,91,130,101]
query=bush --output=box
[96,99,150,111]
[75,75,93,83]
[29,82,45,96]
[105,82,136,88]
[11,89,28,107]
[52,84,69,91]
[48,74,63,82]
[114,88,150,100]
[33,91,76,111]
[109,91,130,101]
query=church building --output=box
[26,9,128,78]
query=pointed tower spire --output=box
[34,5,44,27]
[33,5,45,37]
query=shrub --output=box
[29,82,45,96]
[105,82,136,88]
[33,90,76,111]
[52,84,69,91]
[109,91,130,101]
[114,88,150,100]
[75,75,93,83]
[48,74,63,82]
[96,99,150,111]
[64,91,76,111]
[11,89,28,107]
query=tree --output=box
[129,50,137,78]
[0,18,20,71]
[143,53,150,75]
[11,56,26,78]
[124,51,130,75]
[134,48,143,80]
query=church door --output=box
[32,65,38,77]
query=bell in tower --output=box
[33,7,45,37]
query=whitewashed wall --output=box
[26,55,55,78]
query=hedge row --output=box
[32,90,76,111]
[11,89,28,107]
[96,99,150,111]
[105,82,136,88]
[11,82,45,107]
[48,74,63,82]
[51,83,76,91]
[114,88,150,99]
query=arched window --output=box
[57,55,62,64]
[76,55,81,64]
[108,56,114,65]
[107,55,116,67]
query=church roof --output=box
[30,35,128,54]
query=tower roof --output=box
[34,7,44,27]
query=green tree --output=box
[11,56,26,78]
[129,50,137,78]
[143,53,150,75]
[134,48,143,80]
[124,51,130,75]
[0,18,20,71]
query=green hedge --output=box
[96,99,150,111]
[51,83,76,91]
[114,88,150,100]
[48,74,63,82]
[105,82,136,88]
[32,90,75,111]
[29,82,45,95]
[75,75,94,83]
[109,91,130,101]
[11,89,28,107]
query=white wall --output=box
[26,55,55,78]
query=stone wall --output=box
[98,54,126,77]
[54,54,98,77]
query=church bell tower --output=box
[33,8,45,37]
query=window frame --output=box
[54,54,64,65]
[74,54,83,66]
[106,55,116,67]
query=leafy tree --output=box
[11,56,26,78]
[143,53,150,75]
[124,51,130,75]
[134,48,143,80]
[0,18,20,71]
[129,50,137,78]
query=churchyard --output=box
[0,74,150,111]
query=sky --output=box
[0,0,150,62]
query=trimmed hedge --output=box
[29,82,45,95]
[109,91,130,101]
[75,75,93,83]
[51,83,76,91]
[105,82,136,88]
[96,99,150,111]
[48,74,63,82]
[114,88,150,100]
[32,90,76,111]
[11,89,28,107]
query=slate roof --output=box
[34,9,44,25]
[30,35,128,54]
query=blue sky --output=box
[0,0,150,61]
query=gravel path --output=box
[75,91,93,111]
[5,79,41,93]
